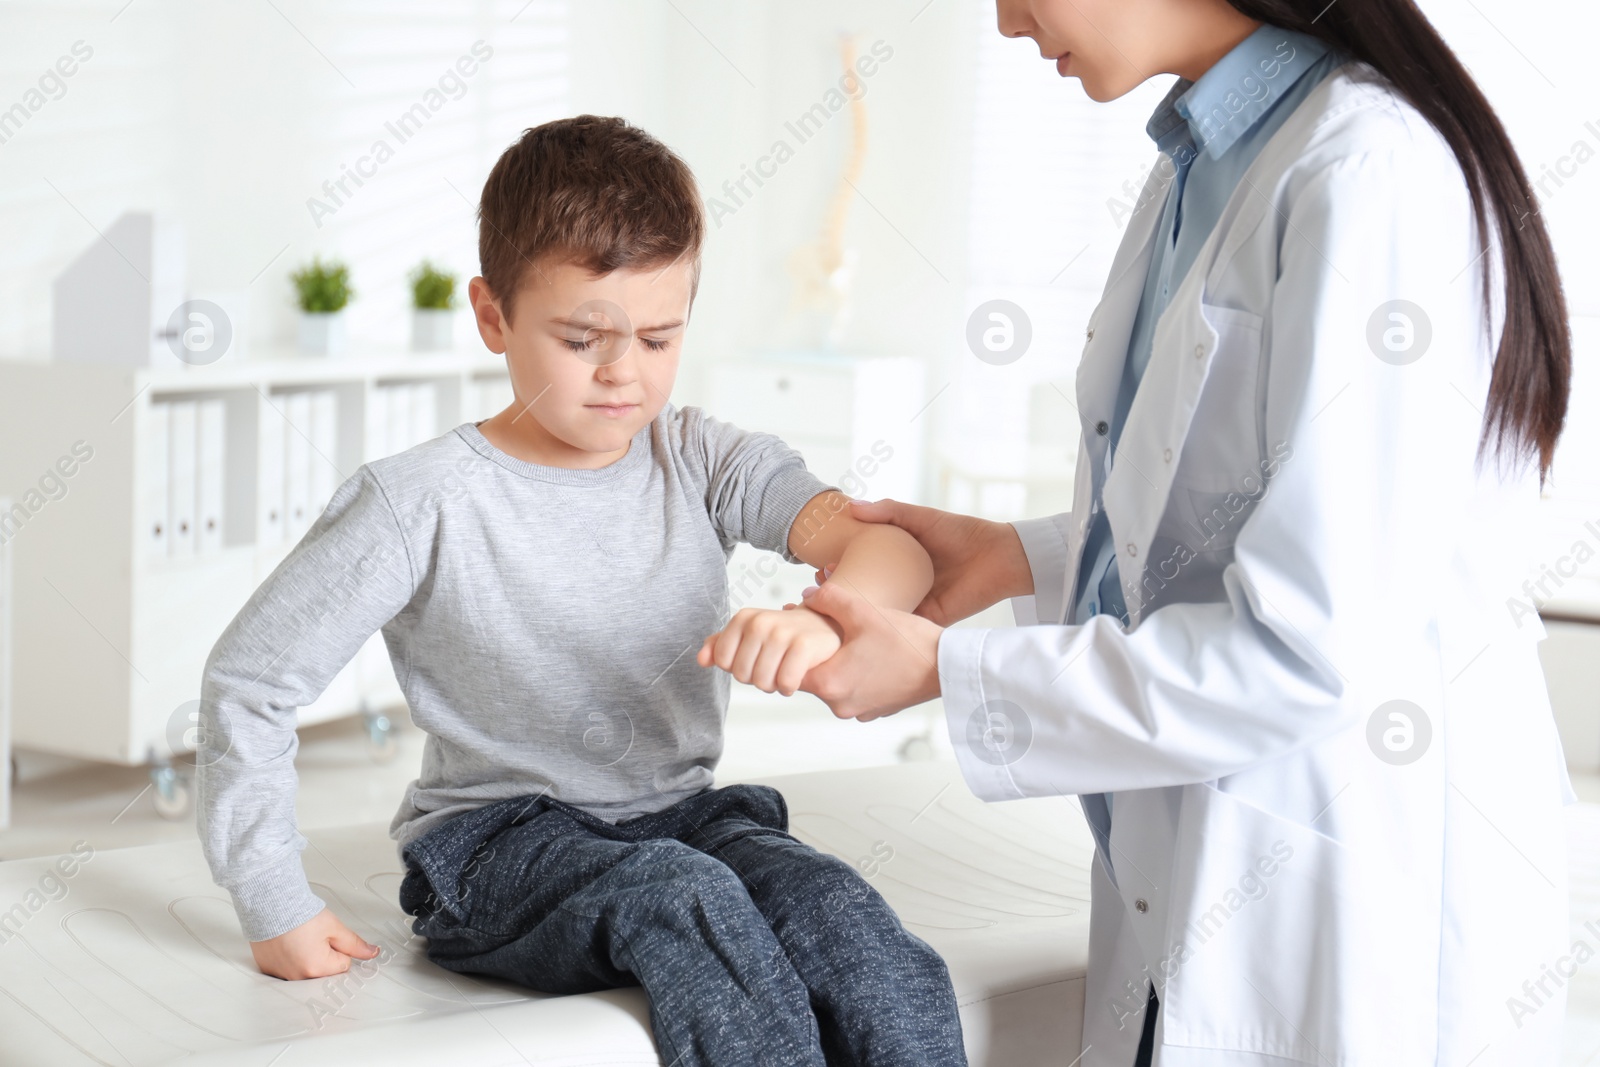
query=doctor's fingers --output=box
[774,648,814,697]
[798,654,863,718]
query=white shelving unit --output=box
[0,348,511,809]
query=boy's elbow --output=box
[867,522,933,588]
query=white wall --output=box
[1,0,1590,509]
[566,1,980,446]
[0,0,567,361]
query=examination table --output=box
[0,762,1094,1066]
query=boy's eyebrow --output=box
[549,316,685,333]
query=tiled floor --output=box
[6,699,1600,1060]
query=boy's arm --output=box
[199,464,416,969]
[785,490,933,611]
[698,489,934,696]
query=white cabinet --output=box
[0,495,10,830]
[1540,619,1600,774]
[707,353,926,507]
[707,353,927,614]
[0,350,510,768]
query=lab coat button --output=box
[1086,327,1096,341]
[1095,420,1109,436]
[1163,448,1173,463]
[1194,343,1206,359]
[1135,898,1149,913]
[1127,543,1138,557]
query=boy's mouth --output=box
[586,403,639,418]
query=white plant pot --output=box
[411,308,455,352]
[297,310,348,356]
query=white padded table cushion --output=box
[0,762,1093,1066]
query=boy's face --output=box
[469,258,693,461]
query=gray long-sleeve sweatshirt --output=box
[197,405,833,942]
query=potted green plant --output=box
[409,260,458,352]
[290,257,353,356]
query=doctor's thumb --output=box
[849,496,939,539]
[845,497,895,522]
[801,581,861,628]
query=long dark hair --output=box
[1225,0,1570,480]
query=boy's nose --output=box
[594,342,640,384]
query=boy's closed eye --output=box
[554,312,683,357]
[560,334,674,354]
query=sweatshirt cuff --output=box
[226,859,328,943]
[938,625,1027,803]
[768,465,838,565]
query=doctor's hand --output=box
[795,580,943,721]
[814,500,1032,626]
[250,906,380,981]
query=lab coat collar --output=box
[1148,24,1333,163]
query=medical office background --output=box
[0,0,1595,981]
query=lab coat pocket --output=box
[1160,781,1421,1064]
[1172,305,1266,497]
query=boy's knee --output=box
[628,839,747,906]
[780,850,877,911]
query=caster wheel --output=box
[151,764,192,819]
[897,734,936,763]
[365,712,400,765]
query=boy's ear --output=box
[468,276,508,355]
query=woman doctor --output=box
[787,0,1574,1063]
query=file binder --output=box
[308,389,337,518]
[365,382,390,462]
[146,401,170,558]
[410,382,435,446]
[259,395,285,547]
[283,391,311,541]
[196,398,225,553]
[385,383,412,457]
[167,400,197,557]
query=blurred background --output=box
[0,0,1594,878]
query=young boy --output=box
[196,114,967,1066]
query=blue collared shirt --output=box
[1070,25,1340,633]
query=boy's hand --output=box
[698,605,843,697]
[250,906,381,981]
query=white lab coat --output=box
[938,63,1574,1065]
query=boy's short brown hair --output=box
[477,115,704,326]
